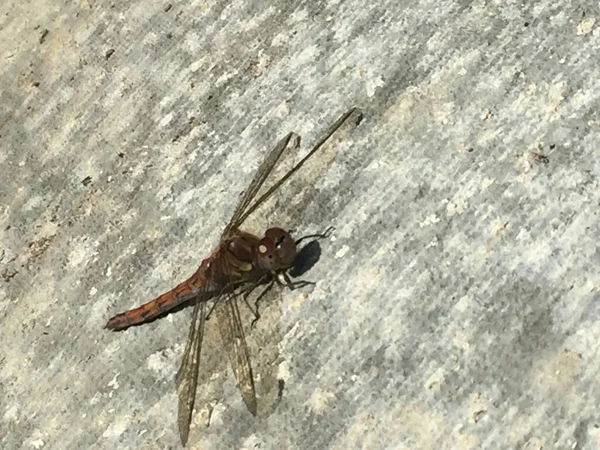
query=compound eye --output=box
[266,228,286,247]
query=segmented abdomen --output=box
[105,264,208,330]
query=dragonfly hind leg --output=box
[205,279,275,327]
[243,273,315,328]
[244,279,275,328]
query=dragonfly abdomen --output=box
[105,263,210,331]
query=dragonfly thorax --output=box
[257,227,296,271]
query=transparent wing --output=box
[175,296,206,446]
[175,259,258,444]
[213,290,257,415]
[231,107,363,228]
[224,132,300,237]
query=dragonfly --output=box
[105,107,363,445]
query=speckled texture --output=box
[2,0,600,449]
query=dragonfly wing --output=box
[225,132,300,236]
[232,108,363,228]
[175,297,206,446]
[213,293,258,415]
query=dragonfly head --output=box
[257,227,296,271]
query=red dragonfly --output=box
[105,107,363,445]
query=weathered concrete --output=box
[2,0,599,448]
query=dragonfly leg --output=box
[246,279,275,328]
[294,226,335,246]
[205,282,238,321]
[238,282,262,321]
[205,299,219,322]
[277,271,316,290]
[240,282,261,303]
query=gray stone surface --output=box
[2,0,600,449]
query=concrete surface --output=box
[2,0,600,449]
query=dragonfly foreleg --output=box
[277,271,316,290]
